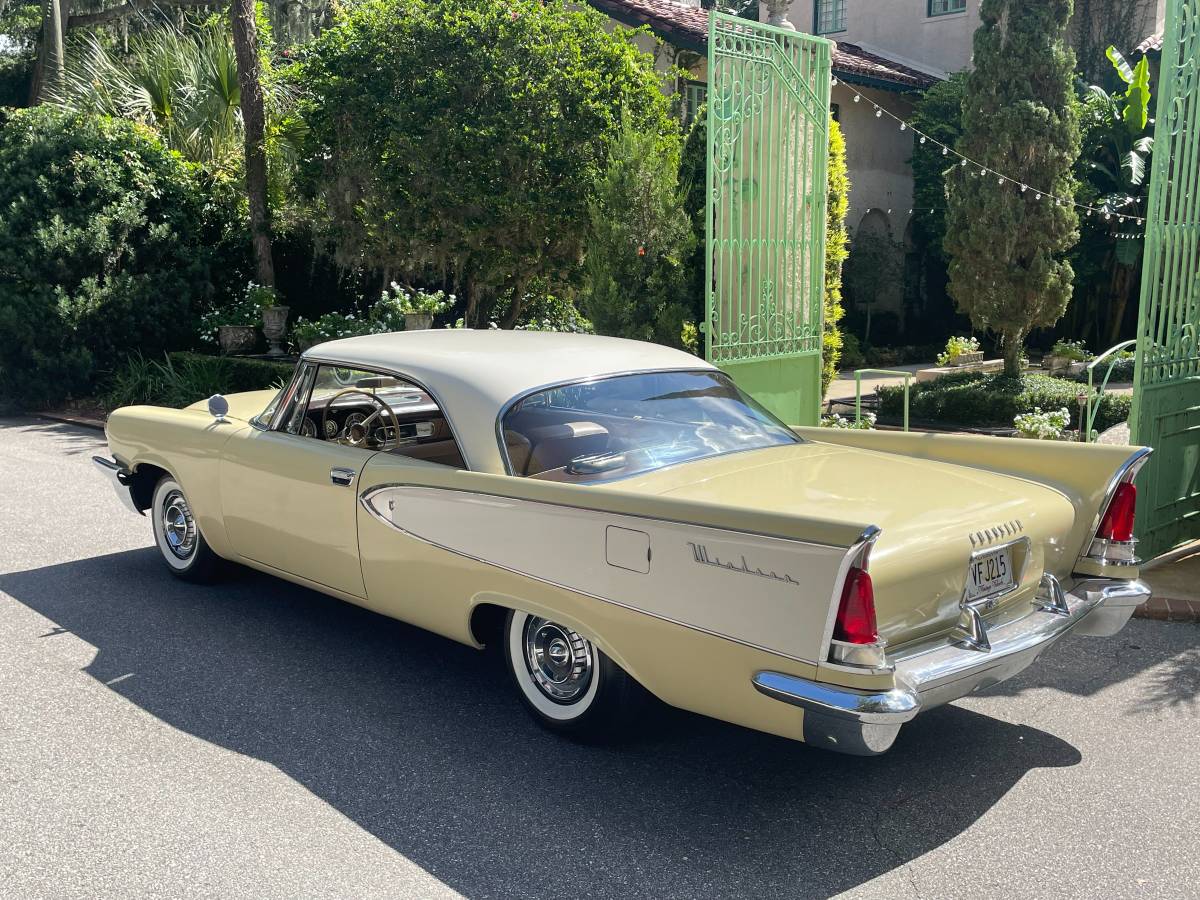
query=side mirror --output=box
[207,394,230,421]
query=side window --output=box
[284,363,466,468]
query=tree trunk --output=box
[230,0,275,288]
[1002,330,1025,378]
[29,0,66,104]
[498,278,528,330]
[1106,262,1136,347]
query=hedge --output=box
[877,371,1131,432]
[168,353,294,393]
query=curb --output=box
[36,411,106,432]
[1134,596,1200,623]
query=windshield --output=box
[500,370,799,482]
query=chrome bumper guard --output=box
[753,576,1151,756]
[91,455,142,515]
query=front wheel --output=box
[503,609,642,740]
[151,476,223,582]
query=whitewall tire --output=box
[151,476,222,582]
[503,609,641,739]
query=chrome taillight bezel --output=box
[1079,448,1152,569]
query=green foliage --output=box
[844,227,902,345]
[1067,45,1155,347]
[908,72,967,264]
[50,22,244,167]
[0,107,234,407]
[944,0,1081,377]
[298,0,676,326]
[0,2,38,107]
[823,119,850,391]
[580,120,695,347]
[878,371,1129,431]
[291,311,375,348]
[379,283,454,317]
[677,104,707,342]
[839,333,866,369]
[936,335,980,366]
[105,351,292,409]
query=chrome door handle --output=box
[330,467,356,486]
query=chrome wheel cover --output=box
[522,616,594,704]
[160,489,197,561]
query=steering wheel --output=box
[321,389,401,450]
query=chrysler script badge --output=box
[687,542,800,587]
[968,519,1023,548]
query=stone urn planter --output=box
[262,305,291,357]
[946,350,984,367]
[1042,354,1076,376]
[296,335,321,353]
[218,325,257,355]
[404,311,434,331]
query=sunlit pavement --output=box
[1,417,1197,899]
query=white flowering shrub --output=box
[936,335,981,367]
[821,412,876,430]
[1013,406,1071,440]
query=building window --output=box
[682,80,707,126]
[928,0,966,16]
[814,0,846,34]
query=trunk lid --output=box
[619,441,1078,647]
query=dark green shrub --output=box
[878,371,1130,432]
[0,107,235,407]
[105,352,293,409]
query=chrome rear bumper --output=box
[753,576,1150,756]
[91,455,142,515]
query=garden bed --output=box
[877,370,1130,432]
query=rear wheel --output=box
[503,609,641,740]
[151,476,223,582]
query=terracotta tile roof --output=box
[1134,31,1163,55]
[583,0,939,91]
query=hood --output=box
[620,441,1078,646]
[186,389,278,422]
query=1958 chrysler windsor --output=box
[94,331,1152,755]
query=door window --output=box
[287,363,465,468]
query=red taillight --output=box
[1098,481,1137,543]
[833,567,878,644]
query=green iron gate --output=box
[1130,0,1200,557]
[705,14,832,426]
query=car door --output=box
[220,362,377,597]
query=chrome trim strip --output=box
[299,354,475,471]
[752,671,920,723]
[493,367,803,478]
[357,482,863,667]
[91,455,142,516]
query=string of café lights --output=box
[831,76,1147,229]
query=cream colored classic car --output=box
[94,331,1151,755]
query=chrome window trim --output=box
[493,367,802,479]
[296,353,473,470]
[250,360,304,431]
[358,482,875,667]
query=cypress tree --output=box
[944,0,1081,377]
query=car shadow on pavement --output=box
[2,549,1089,899]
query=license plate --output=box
[965,546,1014,602]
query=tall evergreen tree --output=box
[944,0,1081,377]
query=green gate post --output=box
[705,14,832,426]
[1129,0,1200,558]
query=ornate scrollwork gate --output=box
[705,13,832,425]
[1130,0,1200,556]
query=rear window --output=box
[499,370,798,482]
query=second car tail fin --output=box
[827,527,887,669]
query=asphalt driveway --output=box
[0,417,1197,899]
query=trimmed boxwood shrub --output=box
[878,371,1131,432]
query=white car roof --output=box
[303,330,715,473]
